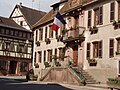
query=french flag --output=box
[52,12,66,31]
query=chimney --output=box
[20,2,22,6]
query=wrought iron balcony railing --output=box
[62,26,85,42]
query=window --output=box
[10,42,15,52]
[59,48,64,55]
[38,51,42,63]
[1,28,5,34]
[59,48,64,61]
[0,61,7,70]
[10,30,14,36]
[118,2,120,20]
[34,52,36,63]
[19,31,22,37]
[93,41,102,58]
[20,21,23,26]
[36,30,38,41]
[94,6,103,26]
[110,2,115,22]
[109,39,114,58]
[55,49,57,57]
[45,27,47,39]
[20,62,28,72]
[27,33,31,39]
[48,50,52,62]
[117,39,120,54]
[87,43,90,59]
[23,32,26,38]
[6,29,9,35]
[49,25,53,38]
[44,51,46,62]
[2,42,6,51]
[24,44,28,53]
[17,44,24,53]
[15,31,19,36]
[39,29,43,41]
[56,30,58,37]
[88,10,92,27]
[6,42,10,51]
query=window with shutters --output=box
[87,43,90,59]
[88,10,92,27]
[109,39,114,58]
[93,41,102,58]
[94,6,103,26]
[39,28,43,41]
[110,2,115,22]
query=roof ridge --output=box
[17,4,46,13]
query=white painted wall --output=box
[83,0,119,83]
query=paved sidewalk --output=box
[86,84,109,89]
[0,76,26,79]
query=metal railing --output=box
[63,26,85,41]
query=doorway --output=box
[9,61,17,74]
[73,45,78,66]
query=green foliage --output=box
[107,78,120,84]
[44,62,51,68]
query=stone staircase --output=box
[72,67,97,84]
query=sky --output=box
[0,0,58,17]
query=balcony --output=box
[62,26,85,43]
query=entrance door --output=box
[73,46,78,66]
[9,61,17,74]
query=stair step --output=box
[72,67,97,84]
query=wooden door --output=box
[73,46,78,66]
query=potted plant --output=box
[88,58,97,66]
[44,62,51,68]
[118,20,120,23]
[45,38,51,44]
[113,20,117,26]
[35,41,40,46]
[115,51,120,55]
[34,63,39,68]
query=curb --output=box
[86,84,109,89]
